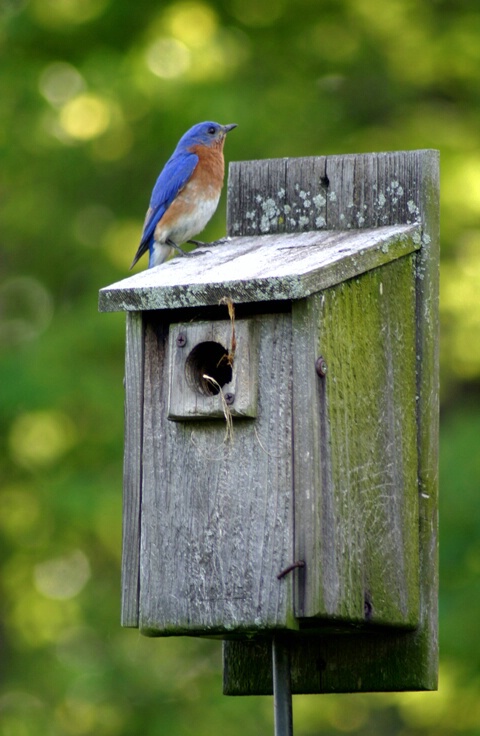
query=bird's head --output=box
[178,121,237,151]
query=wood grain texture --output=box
[292,256,419,627]
[223,149,439,693]
[167,319,259,420]
[224,633,434,694]
[228,150,436,235]
[139,311,296,635]
[413,148,440,687]
[98,225,420,312]
[121,312,144,627]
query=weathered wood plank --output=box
[98,224,419,312]
[413,148,440,685]
[167,319,259,420]
[121,312,144,627]
[139,312,296,635]
[227,151,435,234]
[285,157,328,232]
[224,632,435,694]
[292,256,419,627]
[227,157,289,236]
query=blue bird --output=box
[131,121,237,269]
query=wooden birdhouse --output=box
[99,149,439,695]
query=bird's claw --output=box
[172,249,211,260]
[189,249,211,257]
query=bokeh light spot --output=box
[143,3,246,83]
[39,62,86,107]
[34,550,91,601]
[9,590,80,647]
[59,94,111,141]
[9,410,77,469]
[163,2,218,47]
[145,38,191,79]
[0,277,53,346]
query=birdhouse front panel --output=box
[123,253,419,638]
[138,309,296,636]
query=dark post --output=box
[273,637,293,736]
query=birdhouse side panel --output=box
[293,253,419,627]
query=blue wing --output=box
[130,150,199,268]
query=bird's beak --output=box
[223,123,238,134]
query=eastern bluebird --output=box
[130,121,237,269]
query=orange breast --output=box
[153,143,225,243]
[188,143,225,196]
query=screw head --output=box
[315,356,328,377]
[224,392,235,405]
[176,333,187,348]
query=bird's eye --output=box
[208,126,216,135]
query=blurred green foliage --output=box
[1,0,479,734]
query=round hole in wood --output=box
[185,341,232,396]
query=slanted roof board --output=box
[99,223,420,313]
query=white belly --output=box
[168,194,220,244]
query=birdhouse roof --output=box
[98,223,420,312]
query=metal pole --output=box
[272,636,293,736]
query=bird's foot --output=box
[166,238,190,257]
[185,239,212,256]
[207,237,230,248]
[187,237,230,248]
[165,238,211,260]
[186,249,211,257]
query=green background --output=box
[1,0,480,733]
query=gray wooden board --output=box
[292,256,419,627]
[167,319,259,420]
[413,151,440,692]
[227,150,436,236]
[98,224,420,312]
[121,312,144,627]
[139,311,296,635]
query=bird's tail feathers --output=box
[130,239,149,270]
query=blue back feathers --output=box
[130,121,236,269]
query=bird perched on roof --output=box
[130,121,237,269]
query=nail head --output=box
[315,356,328,377]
